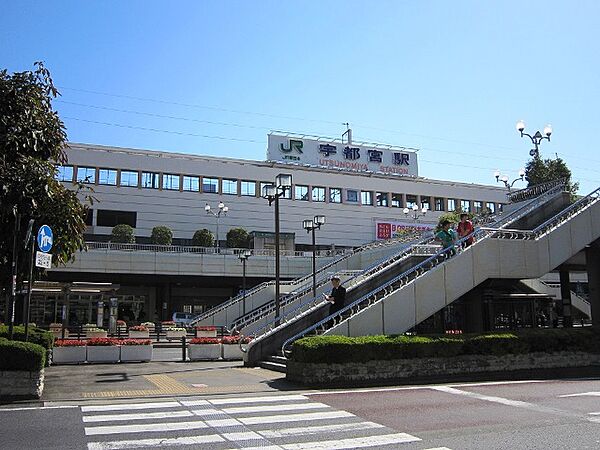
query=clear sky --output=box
[2,0,599,193]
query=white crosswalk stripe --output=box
[83,393,431,450]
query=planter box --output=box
[166,329,186,340]
[222,344,244,360]
[86,331,108,339]
[188,344,222,361]
[196,329,217,338]
[128,330,150,339]
[52,346,86,365]
[87,346,120,363]
[120,345,153,362]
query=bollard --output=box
[181,335,187,362]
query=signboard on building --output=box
[375,221,434,240]
[267,133,419,176]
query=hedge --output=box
[0,325,54,366]
[290,329,600,364]
[0,338,46,372]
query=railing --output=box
[507,178,567,204]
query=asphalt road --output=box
[0,378,598,449]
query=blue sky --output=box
[2,0,599,193]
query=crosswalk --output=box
[81,393,441,449]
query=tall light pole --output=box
[494,169,526,192]
[403,204,427,220]
[516,120,553,158]
[205,201,228,251]
[238,249,252,315]
[302,215,326,299]
[262,173,292,322]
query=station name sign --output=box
[267,133,419,176]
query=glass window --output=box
[391,193,403,208]
[56,165,74,182]
[282,186,292,199]
[295,185,309,201]
[183,176,199,192]
[421,196,431,211]
[241,181,256,196]
[376,192,388,207]
[346,189,358,203]
[141,172,160,189]
[406,194,417,209]
[77,166,96,184]
[98,169,117,186]
[434,197,446,211]
[485,202,496,213]
[203,177,218,193]
[473,201,483,214]
[222,179,238,195]
[361,191,373,206]
[329,188,342,203]
[448,198,457,211]
[120,170,138,187]
[162,173,180,190]
[460,199,471,213]
[96,210,137,228]
[312,186,326,202]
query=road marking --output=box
[279,432,421,449]
[179,399,210,406]
[84,420,209,436]
[82,410,194,423]
[221,431,264,441]
[559,391,600,398]
[81,401,181,412]
[87,434,224,450]
[258,421,386,438]
[205,418,244,427]
[0,405,78,412]
[209,394,307,405]
[223,402,329,414]
[239,410,355,425]
[191,408,224,416]
[589,412,600,416]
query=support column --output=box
[463,289,484,333]
[586,240,600,330]
[559,267,572,327]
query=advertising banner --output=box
[376,221,434,240]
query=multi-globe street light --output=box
[302,215,326,299]
[494,168,526,192]
[403,204,427,220]
[516,120,553,158]
[205,201,228,250]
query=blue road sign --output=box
[37,225,53,253]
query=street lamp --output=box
[516,120,552,158]
[205,201,228,250]
[403,204,427,220]
[302,215,326,299]
[494,168,526,192]
[238,249,252,316]
[262,173,292,322]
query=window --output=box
[141,172,159,189]
[434,197,446,211]
[376,192,388,207]
[460,200,471,212]
[485,202,496,213]
[162,174,180,190]
[391,193,403,208]
[222,179,238,195]
[473,201,483,214]
[361,191,373,206]
[98,169,117,186]
[241,181,256,196]
[421,196,431,211]
[312,186,326,202]
[281,186,292,199]
[120,170,138,187]
[346,189,358,203]
[448,198,457,211]
[77,166,96,184]
[406,194,417,209]
[182,175,199,192]
[329,188,342,204]
[84,209,93,226]
[96,210,137,228]
[295,185,309,201]
[203,177,218,193]
[56,165,73,182]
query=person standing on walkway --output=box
[324,276,346,324]
[436,219,457,257]
[457,213,474,247]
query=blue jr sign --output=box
[37,225,53,253]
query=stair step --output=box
[258,360,287,373]
[266,355,287,364]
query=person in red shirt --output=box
[457,213,474,247]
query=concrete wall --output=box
[0,370,44,399]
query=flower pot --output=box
[87,331,108,339]
[188,344,222,361]
[120,345,153,362]
[222,344,244,360]
[87,345,120,363]
[195,329,217,338]
[166,329,186,340]
[52,346,86,365]
[128,330,150,339]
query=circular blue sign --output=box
[37,225,53,253]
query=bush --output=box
[0,325,53,366]
[226,227,250,248]
[193,229,214,247]
[111,224,135,243]
[0,338,46,371]
[151,225,173,245]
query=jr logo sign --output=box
[280,139,303,154]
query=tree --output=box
[111,224,135,243]
[0,62,91,295]
[151,226,173,245]
[192,229,214,247]
[226,227,250,248]
[525,155,578,195]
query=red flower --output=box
[129,325,148,332]
[119,339,152,346]
[195,326,216,331]
[87,337,119,346]
[190,337,221,345]
[54,339,86,347]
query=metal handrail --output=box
[507,178,567,204]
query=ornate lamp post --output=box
[262,173,292,321]
[494,169,526,192]
[205,201,228,250]
[238,249,252,315]
[302,215,326,299]
[516,120,553,158]
[403,204,427,220]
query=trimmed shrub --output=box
[151,225,173,245]
[226,227,250,248]
[111,224,135,243]
[0,338,46,371]
[0,325,53,366]
[193,229,214,247]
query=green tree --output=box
[525,155,578,195]
[226,227,250,248]
[151,226,173,245]
[0,62,91,293]
[111,224,135,243]
[192,229,214,247]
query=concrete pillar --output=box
[463,290,484,333]
[586,240,600,330]
[559,267,572,327]
[148,287,157,322]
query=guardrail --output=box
[507,178,567,204]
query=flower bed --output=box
[195,326,217,338]
[86,338,120,363]
[221,335,252,360]
[120,339,153,362]
[86,328,108,339]
[188,337,221,361]
[128,325,149,339]
[165,327,187,340]
[52,339,86,364]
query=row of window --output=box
[57,165,499,213]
